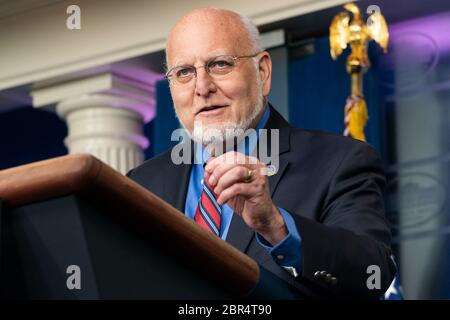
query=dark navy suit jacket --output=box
[127,105,396,299]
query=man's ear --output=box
[258,51,272,97]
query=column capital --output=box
[29,68,163,174]
[56,92,153,124]
[31,70,160,123]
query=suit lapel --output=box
[165,163,191,212]
[226,214,255,253]
[163,142,193,212]
[268,157,289,196]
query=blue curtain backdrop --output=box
[0,107,67,170]
[287,37,383,154]
[146,80,180,158]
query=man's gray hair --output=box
[239,14,263,53]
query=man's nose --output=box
[194,67,217,97]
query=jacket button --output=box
[319,271,327,278]
[314,271,322,279]
[325,273,339,285]
[330,277,338,285]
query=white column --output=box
[57,93,150,174]
[31,71,160,174]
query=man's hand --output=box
[205,151,287,245]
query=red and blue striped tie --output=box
[194,176,222,236]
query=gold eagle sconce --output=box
[330,3,389,142]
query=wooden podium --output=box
[0,154,310,299]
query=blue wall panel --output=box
[147,79,181,158]
[0,107,67,170]
[288,37,382,153]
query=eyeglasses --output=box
[165,53,261,85]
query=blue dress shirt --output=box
[184,105,302,276]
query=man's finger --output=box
[205,151,257,173]
[206,153,258,186]
[216,182,257,205]
[213,165,255,195]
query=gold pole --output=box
[351,72,363,97]
[329,3,389,142]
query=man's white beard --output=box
[176,81,264,155]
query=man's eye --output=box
[210,60,233,69]
[176,67,194,77]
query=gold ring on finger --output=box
[245,169,254,182]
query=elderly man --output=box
[127,7,396,299]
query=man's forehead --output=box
[169,22,244,46]
[166,9,252,64]
[175,8,241,29]
[170,50,235,66]
[167,35,250,67]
